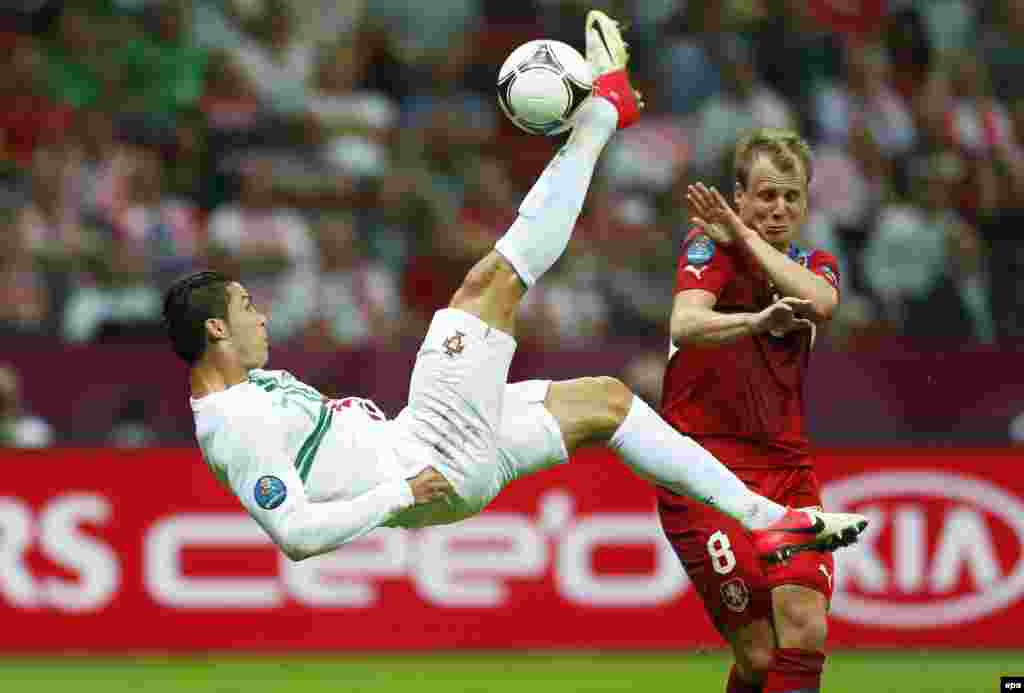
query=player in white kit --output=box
[166,12,866,562]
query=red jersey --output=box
[660,230,840,462]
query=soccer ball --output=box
[497,39,594,136]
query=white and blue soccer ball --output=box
[497,39,594,136]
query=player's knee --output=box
[452,255,500,304]
[742,642,775,678]
[601,377,634,425]
[449,253,524,323]
[775,600,828,651]
[731,622,775,679]
[585,376,634,438]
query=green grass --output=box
[0,651,1019,692]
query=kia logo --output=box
[824,471,1024,628]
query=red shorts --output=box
[657,458,834,636]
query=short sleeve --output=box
[674,229,736,296]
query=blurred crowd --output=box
[1,0,1023,356]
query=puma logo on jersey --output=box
[819,563,832,589]
[684,265,709,280]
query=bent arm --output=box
[738,232,838,322]
[671,289,759,348]
[227,438,414,561]
[257,479,414,562]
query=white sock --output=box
[495,97,618,287]
[608,397,787,530]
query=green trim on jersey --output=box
[249,372,331,484]
[250,374,322,404]
[295,405,333,483]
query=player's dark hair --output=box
[734,128,813,191]
[162,271,233,365]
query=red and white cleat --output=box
[751,507,868,565]
[585,9,643,129]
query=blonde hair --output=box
[733,128,813,190]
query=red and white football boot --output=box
[585,10,643,129]
[751,507,868,565]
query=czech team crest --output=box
[721,577,750,613]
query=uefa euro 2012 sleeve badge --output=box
[254,475,287,510]
[686,233,715,267]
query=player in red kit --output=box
[658,128,853,693]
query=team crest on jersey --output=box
[721,577,750,613]
[443,330,466,358]
[686,233,715,267]
[254,475,287,510]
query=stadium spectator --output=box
[15,144,87,267]
[42,4,120,109]
[913,0,975,59]
[811,126,890,237]
[222,0,316,117]
[751,0,843,115]
[980,0,1024,103]
[206,156,317,338]
[307,38,399,182]
[116,0,209,121]
[862,150,994,343]
[0,211,48,335]
[276,211,403,347]
[61,230,163,343]
[0,363,54,448]
[109,143,204,289]
[654,3,725,116]
[517,249,611,348]
[813,40,917,158]
[593,194,675,336]
[70,107,120,222]
[691,33,795,175]
[0,33,73,171]
[363,0,483,80]
[945,53,1016,162]
[977,157,1024,340]
[361,164,447,279]
[199,50,266,135]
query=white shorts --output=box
[390,309,568,528]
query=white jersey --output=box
[191,314,568,560]
[192,369,427,560]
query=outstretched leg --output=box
[449,10,640,336]
[502,377,868,554]
[399,11,641,514]
[542,377,787,529]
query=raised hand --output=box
[686,182,752,246]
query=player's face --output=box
[735,155,808,251]
[224,282,270,369]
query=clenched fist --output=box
[406,467,454,505]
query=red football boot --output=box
[586,10,643,129]
[752,507,868,565]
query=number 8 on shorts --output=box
[707,530,737,575]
